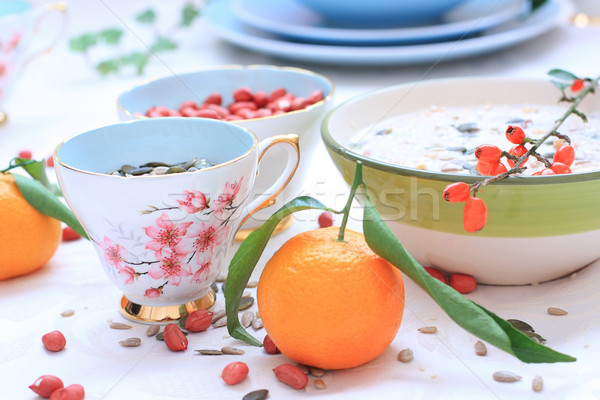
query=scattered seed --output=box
[507,319,534,332]
[296,364,310,374]
[130,167,153,176]
[61,309,75,317]
[447,146,467,153]
[213,317,228,328]
[547,307,568,316]
[156,332,164,340]
[177,314,189,330]
[455,122,480,133]
[119,337,141,347]
[418,326,437,334]
[212,309,226,324]
[221,346,245,355]
[375,128,392,136]
[241,311,255,328]
[493,371,522,383]
[242,389,269,400]
[474,341,487,356]
[146,325,160,337]
[239,297,254,311]
[251,318,263,330]
[532,375,543,392]
[398,348,413,362]
[216,275,227,282]
[196,349,224,355]
[524,331,547,344]
[309,367,325,377]
[314,378,327,390]
[110,322,133,330]
[255,311,261,319]
[246,280,258,288]
[210,282,219,293]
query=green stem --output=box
[0,158,37,174]
[337,161,363,242]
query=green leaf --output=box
[225,196,337,346]
[151,36,178,53]
[99,28,123,45]
[119,52,149,75]
[180,3,200,27]
[547,69,578,82]
[96,59,121,76]
[12,174,88,240]
[360,183,575,363]
[11,158,61,196]
[69,33,97,52]
[550,80,569,91]
[135,9,156,24]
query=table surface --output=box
[1,1,600,399]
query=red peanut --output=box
[163,323,188,351]
[29,375,64,397]
[253,91,268,107]
[233,86,253,102]
[221,361,249,385]
[424,267,447,284]
[204,92,222,105]
[308,89,324,104]
[449,273,477,294]
[62,226,81,242]
[49,384,85,400]
[268,87,287,102]
[263,334,280,354]
[184,309,213,332]
[42,330,66,352]
[273,363,308,390]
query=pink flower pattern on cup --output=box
[94,178,243,298]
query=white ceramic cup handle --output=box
[237,134,300,228]
[23,2,68,68]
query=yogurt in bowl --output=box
[321,77,600,285]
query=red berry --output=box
[551,162,572,175]
[475,144,502,163]
[476,161,506,176]
[62,226,81,242]
[318,211,333,228]
[553,144,575,166]
[505,125,526,145]
[263,334,281,354]
[463,197,487,233]
[490,162,507,175]
[449,273,477,294]
[46,157,55,167]
[221,362,249,385]
[571,79,584,92]
[532,168,555,176]
[18,149,32,159]
[443,182,470,203]
[507,145,529,167]
[424,267,447,284]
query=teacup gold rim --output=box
[116,64,335,123]
[53,118,259,178]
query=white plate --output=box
[204,0,572,66]
[232,0,528,45]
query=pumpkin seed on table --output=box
[119,337,142,347]
[195,349,224,355]
[493,371,522,383]
[242,389,269,400]
[239,296,254,310]
[507,319,534,332]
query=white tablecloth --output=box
[1,1,600,399]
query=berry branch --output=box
[444,69,599,232]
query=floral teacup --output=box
[0,0,67,121]
[54,118,299,323]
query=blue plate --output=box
[204,0,572,66]
[232,0,528,45]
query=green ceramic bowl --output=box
[322,77,600,285]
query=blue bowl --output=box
[294,0,468,27]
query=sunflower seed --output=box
[221,346,245,355]
[547,307,568,316]
[398,348,413,362]
[310,367,325,377]
[119,337,141,347]
[146,325,160,337]
[241,311,255,328]
[242,389,269,400]
[493,371,522,382]
[251,318,263,330]
[61,309,75,317]
[195,349,223,355]
[213,317,228,328]
[418,326,437,334]
[507,319,534,332]
[314,379,327,390]
[246,280,258,288]
[110,322,133,330]
[532,375,543,392]
[474,341,487,356]
[212,309,226,324]
[239,297,254,310]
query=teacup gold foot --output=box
[235,214,294,242]
[119,289,216,324]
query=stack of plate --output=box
[203,0,573,65]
